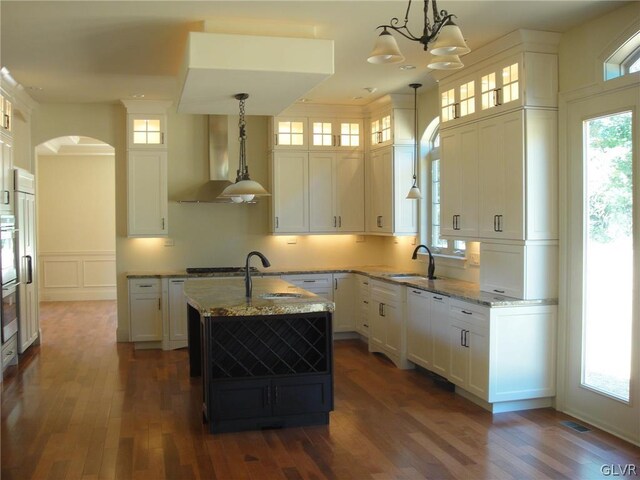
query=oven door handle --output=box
[26,255,33,285]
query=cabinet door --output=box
[430,295,450,377]
[356,276,370,337]
[333,274,355,333]
[0,140,13,212]
[440,125,478,238]
[392,146,417,235]
[212,379,272,420]
[272,375,332,416]
[406,289,431,368]
[478,111,524,240]
[448,322,468,387]
[368,147,393,233]
[130,293,162,341]
[168,279,188,342]
[127,150,168,237]
[335,152,364,232]
[16,192,38,353]
[309,152,336,232]
[272,152,309,233]
[273,117,308,150]
[382,301,401,356]
[466,327,490,400]
[128,114,166,149]
[369,301,385,349]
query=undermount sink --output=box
[259,292,304,300]
[388,275,429,282]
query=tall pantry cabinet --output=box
[437,30,560,299]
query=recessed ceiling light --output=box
[399,65,416,70]
[131,93,145,98]
[352,96,363,100]
[364,87,377,94]
[298,98,311,103]
[27,86,43,91]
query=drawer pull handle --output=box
[303,280,316,283]
[139,284,153,288]
[412,290,422,294]
[433,296,443,300]
[461,310,473,315]
[493,289,505,294]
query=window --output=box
[422,120,466,257]
[603,30,640,80]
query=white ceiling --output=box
[0,1,629,108]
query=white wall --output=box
[37,152,116,300]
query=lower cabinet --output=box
[333,273,355,332]
[407,290,451,376]
[167,278,188,348]
[1,334,18,373]
[129,278,162,342]
[355,275,370,338]
[281,273,333,300]
[369,280,410,369]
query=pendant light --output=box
[219,93,270,202]
[407,83,422,200]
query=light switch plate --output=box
[163,238,175,247]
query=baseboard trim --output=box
[40,290,117,301]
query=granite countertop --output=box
[128,265,557,308]
[184,277,335,317]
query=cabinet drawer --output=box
[129,278,161,294]
[370,279,402,304]
[450,299,489,328]
[2,334,17,370]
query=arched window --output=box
[421,118,465,256]
[603,30,640,80]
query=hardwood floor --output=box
[2,301,639,479]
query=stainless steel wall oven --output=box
[1,215,18,343]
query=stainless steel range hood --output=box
[178,115,236,204]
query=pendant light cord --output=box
[409,83,422,185]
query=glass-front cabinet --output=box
[127,113,166,149]
[309,118,362,150]
[271,117,308,150]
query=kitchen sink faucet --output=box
[245,251,271,298]
[411,244,436,280]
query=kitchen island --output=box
[185,277,335,433]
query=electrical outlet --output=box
[163,238,175,247]
[286,236,297,245]
[469,253,480,266]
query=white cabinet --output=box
[369,280,409,369]
[440,124,478,238]
[333,273,355,333]
[127,113,166,149]
[368,105,413,150]
[1,334,17,373]
[448,301,490,400]
[127,150,168,237]
[272,151,309,233]
[440,51,558,126]
[355,275,370,338]
[168,278,188,345]
[406,289,451,375]
[129,278,163,342]
[480,242,558,300]
[406,288,431,368]
[309,151,364,233]
[309,118,363,150]
[0,138,13,213]
[0,92,12,135]
[366,146,416,235]
[15,174,39,354]
[441,109,557,243]
[270,117,308,150]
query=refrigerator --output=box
[14,167,39,353]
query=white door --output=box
[564,84,639,443]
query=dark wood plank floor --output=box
[2,301,639,479]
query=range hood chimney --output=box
[178,115,239,204]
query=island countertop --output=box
[184,277,335,317]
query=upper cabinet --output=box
[309,118,362,150]
[439,51,558,127]
[122,100,171,237]
[368,98,413,150]
[127,113,166,149]
[0,93,12,135]
[270,117,308,150]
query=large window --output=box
[604,30,640,80]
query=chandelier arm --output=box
[380,23,421,42]
[423,0,431,39]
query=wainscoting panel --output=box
[39,251,116,301]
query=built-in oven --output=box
[1,215,18,344]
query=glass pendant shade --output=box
[220,179,270,198]
[367,30,405,64]
[406,184,422,200]
[429,23,471,56]
[427,54,464,70]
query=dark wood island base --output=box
[185,278,334,434]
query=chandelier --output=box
[219,93,270,203]
[367,0,470,70]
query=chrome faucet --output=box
[245,251,271,298]
[411,244,436,280]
